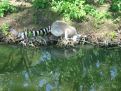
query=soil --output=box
[0,0,121,47]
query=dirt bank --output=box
[0,0,121,47]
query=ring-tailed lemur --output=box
[17,26,51,40]
[51,20,81,46]
[10,20,81,46]
[17,20,79,40]
[17,26,52,46]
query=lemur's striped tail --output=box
[17,26,51,40]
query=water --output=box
[0,44,121,91]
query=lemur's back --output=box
[51,20,77,38]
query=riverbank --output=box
[0,0,121,48]
[0,29,121,48]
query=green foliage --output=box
[98,0,105,5]
[32,0,120,22]
[32,0,50,9]
[85,5,110,23]
[110,0,121,12]
[0,23,10,36]
[51,0,86,20]
[0,0,15,17]
[109,31,117,39]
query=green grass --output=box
[0,0,16,17]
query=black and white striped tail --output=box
[17,26,51,40]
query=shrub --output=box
[110,0,121,12]
[51,0,86,20]
[32,0,50,9]
[85,5,110,20]
[0,23,10,36]
[0,0,15,17]
[32,0,111,22]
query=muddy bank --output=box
[0,1,121,48]
[0,27,121,47]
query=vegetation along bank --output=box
[0,0,121,47]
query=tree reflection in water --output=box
[0,45,121,91]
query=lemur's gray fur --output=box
[51,20,78,40]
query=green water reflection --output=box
[0,45,121,91]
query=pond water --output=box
[0,44,121,91]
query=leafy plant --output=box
[98,0,105,5]
[51,0,86,20]
[109,31,117,39]
[0,23,10,36]
[32,0,116,23]
[32,0,50,9]
[85,4,110,24]
[110,0,121,12]
[0,0,15,17]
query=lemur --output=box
[51,20,78,40]
[51,20,81,45]
[9,20,81,46]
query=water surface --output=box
[0,44,121,91]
